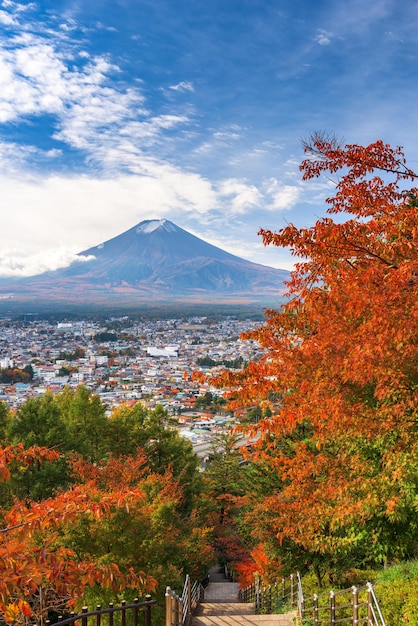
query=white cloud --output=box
[0,249,95,278]
[217,179,262,214]
[315,29,333,45]
[214,130,241,141]
[0,8,16,24]
[0,28,151,166]
[0,23,199,179]
[169,81,194,92]
[264,179,301,210]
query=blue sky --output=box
[0,0,417,276]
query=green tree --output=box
[57,386,109,461]
[0,401,11,441]
[104,403,202,510]
[4,393,71,500]
[202,433,250,566]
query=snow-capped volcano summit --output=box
[0,219,289,307]
[135,219,177,234]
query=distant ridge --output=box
[0,219,289,309]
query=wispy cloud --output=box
[0,5,193,177]
[315,29,333,45]
[169,80,194,92]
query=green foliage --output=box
[3,393,71,501]
[0,401,11,440]
[57,385,109,461]
[105,403,202,509]
[299,562,418,626]
[93,331,118,342]
[374,561,418,626]
[196,356,245,369]
[194,391,226,412]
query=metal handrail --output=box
[297,571,304,620]
[367,583,387,626]
[240,574,296,614]
[166,576,205,626]
[190,579,205,612]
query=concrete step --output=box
[203,582,240,602]
[192,612,296,626]
[209,574,232,582]
[192,570,296,626]
[196,602,255,616]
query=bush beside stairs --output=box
[192,566,296,626]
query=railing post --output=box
[133,599,139,626]
[81,606,88,626]
[255,573,260,613]
[166,587,172,626]
[290,573,294,607]
[121,600,126,626]
[314,594,319,626]
[282,577,285,600]
[178,596,183,626]
[330,590,335,626]
[144,595,152,626]
[352,586,358,626]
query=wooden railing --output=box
[240,573,387,626]
[47,596,156,626]
[47,569,386,626]
[165,575,205,626]
[303,582,387,626]
[44,574,203,626]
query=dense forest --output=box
[0,136,416,625]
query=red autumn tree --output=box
[209,135,418,582]
[0,445,157,625]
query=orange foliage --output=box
[0,447,163,624]
[208,136,418,572]
[0,444,59,483]
[235,543,278,588]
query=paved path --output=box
[192,567,296,626]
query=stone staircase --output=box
[192,566,296,626]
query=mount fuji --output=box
[0,219,290,309]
